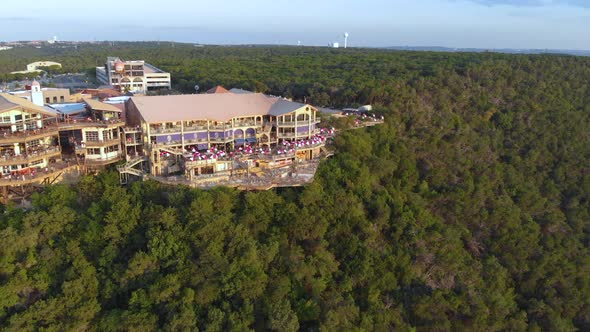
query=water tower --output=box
[114,60,126,92]
[114,60,125,73]
[344,32,349,48]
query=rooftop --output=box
[48,103,86,115]
[131,93,309,123]
[83,98,122,113]
[229,88,254,94]
[143,63,166,74]
[206,85,230,94]
[0,93,56,116]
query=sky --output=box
[0,0,589,50]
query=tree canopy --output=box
[1,43,589,331]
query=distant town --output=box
[1,38,589,57]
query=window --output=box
[52,97,57,103]
[45,97,50,103]
[30,159,43,166]
[106,145,119,153]
[103,129,118,140]
[1,116,10,123]
[60,96,64,102]
[27,123,37,130]
[27,139,40,148]
[87,148,100,155]
[15,115,22,121]
[86,131,99,141]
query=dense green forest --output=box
[1,43,590,330]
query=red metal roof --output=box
[206,86,230,94]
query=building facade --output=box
[96,57,171,93]
[125,93,322,176]
[0,93,125,180]
[0,93,61,176]
[10,61,62,74]
[8,82,70,106]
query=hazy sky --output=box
[1,0,588,49]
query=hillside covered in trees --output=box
[1,44,590,331]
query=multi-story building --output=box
[50,98,125,168]
[0,92,125,180]
[124,93,323,176]
[0,93,61,176]
[9,83,70,105]
[96,57,171,93]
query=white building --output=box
[96,57,171,93]
[10,61,62,74]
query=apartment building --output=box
[96,57,171,93]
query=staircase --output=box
[158,146,185,155]
[320,146,334,158]
[117,156,147,182]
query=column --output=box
[294,114,298,140]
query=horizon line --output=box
[1,39,590,53]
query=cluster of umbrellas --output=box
[342,112,385,121]
[361,113,385,121]
[186,146,228,161]
[230,145,272,156]
[280,134,327,149]
[320,127,336,135]
[166,133,332,162]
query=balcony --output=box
[184,138,209,144]
[84,153,123,166]
[85,138,121,147]
[124,137,142,146]
[0,126,59,144]
[0,147,61,167]
[123,126,141,133]
[146,82,171,87]
[209,125,229,130]
[185,159,220,168]
[277,132,296,138]
[183,126,207,132]
[277,121,296,127]
[234,121,256,127]
[277,120,318,127]
[151,127,182,134]
[0,161,79,186]
[58,119,124,130]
